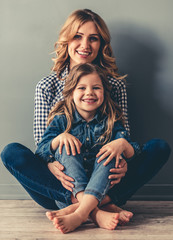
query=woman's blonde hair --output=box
[48,63,124,144]
[52,9,125,79]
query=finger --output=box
[68,139,76,156]
[109,167,126,174]
[110,178,121,185]
[62,178,74,188]
[97,151,110,163]
[115,155,121,168]
[62,182,73,192]
[64,140,71,155]
[74,139,81,154]
[118,159,127,168]
[58,141,64,155]
[96,148,107,158]
[103,154,114,166]
[108,172,125,180]
[54,161,64,171]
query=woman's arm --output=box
[34,80,51,146]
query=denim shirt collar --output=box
[73,109,105,124]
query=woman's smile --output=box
[68,21,100,69]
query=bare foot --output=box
[46,203,79,221]
[101,203,133,225]
[91,208,119,230]
[53,211,86,234]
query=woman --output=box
[1,9,171,225]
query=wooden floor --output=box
[0,200,173,240]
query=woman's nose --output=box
[81,38,90,49]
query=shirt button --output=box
[86,124,89,128]
[86,149,89,152]
[121,131,125,135]
[84,157,87,161]
[86,137,89,141]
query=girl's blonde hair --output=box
[52,9,125,80]
[48,63,124,144]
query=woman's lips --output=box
[76,50,91,56]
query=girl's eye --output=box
[73,35,81,40]
[93,87,100,90]
[78,87,85,90]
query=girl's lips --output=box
[82,99,97,103]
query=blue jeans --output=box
[1,139,171,209]
[55,147,115,207]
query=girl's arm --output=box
[97,138,134,168]
[35,115,82,162]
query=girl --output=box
[36,63,141,233]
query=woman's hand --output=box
[96,138,134,167]
[109,158,127,186]
[48,161,74,192]
[51,133,82,156]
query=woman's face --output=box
[68,21,101,69]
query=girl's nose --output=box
[86,88,94,95]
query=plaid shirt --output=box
[34,65,130,146]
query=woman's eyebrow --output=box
[77,32,100,36]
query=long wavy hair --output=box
[52,9,126,80]
[48,63,124,144]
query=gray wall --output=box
[0,0,173,200]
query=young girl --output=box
[36,63,140,233]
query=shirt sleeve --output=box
[116,80,130,135]
[113,122,141,163]
[35,115,66,163]
[34,81,51,146]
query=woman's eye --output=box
[73,35,81,40]
[90,36,99,42]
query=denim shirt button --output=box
[84,157,87,161]
[86,137,89,141]
[86,124,89,128]
[121,131,125,135]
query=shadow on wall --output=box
[110,23,173,149]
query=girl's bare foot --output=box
[101,203,133,225]
[91,208,119,230]
[53,211,86,234]
[46,202,79,221]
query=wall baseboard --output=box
[0,183,173,200]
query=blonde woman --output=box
[1,9,171,227]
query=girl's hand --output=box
[96,138,134,167]
[48,161,74,192]
[109,158,127,186]
[51,133,82,156]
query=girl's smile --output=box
[73,73,104,122]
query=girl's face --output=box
[68,21,101,69]
[73,73,104,122]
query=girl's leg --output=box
[54,192,119,233]
[1,143,71,209]
[108,139,171,205]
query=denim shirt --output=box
[35,110,141,164]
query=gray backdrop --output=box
[0,0,173,200]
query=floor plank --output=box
[0,200,173,240]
